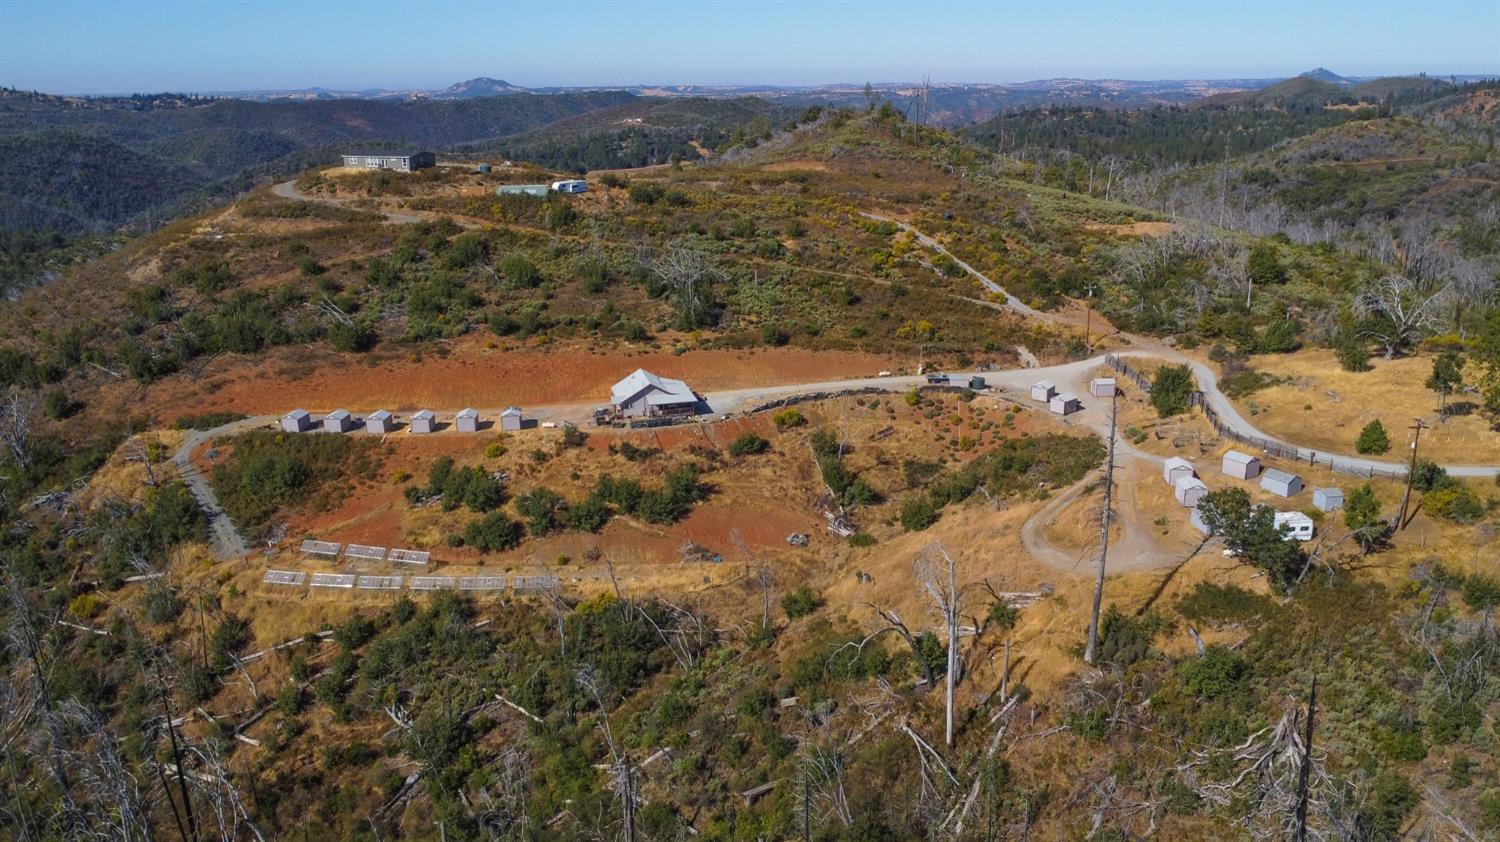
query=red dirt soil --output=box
[149,341,903,419]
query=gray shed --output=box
[1221,450,1261,480]
[410,410,435,434]
[455,408,480,433]
[1030,381,1057,402]
[1190,506,1211,535]
[281,409,312,433]
[1260,468,1303,497]
[500,407,523,431]
[323,409,353,433]
[1313,488,1344,512]
[1049,392,1082,416]
[365,410,395,434]
[1163,456,1195,486]
[1090,377,1117,397]
[1174,476,1208,507]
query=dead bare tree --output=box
[1084,390,1121,665]
[576,666,636,842]
[1354,274,1449,359]
[648,242,727,330]
[0,391,37,472]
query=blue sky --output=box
[1,0,1496,94]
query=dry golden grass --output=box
[1236,348,1500,464]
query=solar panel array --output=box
[357,575,403,590]
[513,575,561,591]
[387,548,431,566]
[309,573,357,589]
[263,570,306,586]
[460,576,508,591]
[300,540,341,556]
[409,576,457,590]
[344,544,388,561]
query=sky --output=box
[1,0,1496,94]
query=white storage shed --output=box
[410,410,435,434]
[500,407,523,431]
[1049,393,1081,416]
[1030,381,1057,402]
[323,409,354,433]
[1174,476,1208,507]
[1190,505,1211,535]
[455,408,480,433]
[1221,450,1261,480]
[1312,488,1343,512]
[1274,511,1315,541]
[1090,377,1117,397]
[365,410,395,434]
[281,409,312,433]
[1261,468,1303,498]
[1163,456,1195,486]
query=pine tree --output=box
[1355,420,1391,455]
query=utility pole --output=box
[1084,389,1119,664]
[1395,418,1428,530]
[1293,676,1318,842]
[1082,283,1097,353]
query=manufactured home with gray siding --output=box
[341,151,435,172]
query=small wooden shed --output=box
[1163,456,1195,486]
[365,410,395,434]
[500,407,523,432]
[281,409,312,433]
[1221,450,1261,480]
[1313,488,1344,512]
[410,410,435,434]
[1090,377,1117,397]
[323,409,353,433]
[1260,468,1302,497]
[455,408,480,433]
[1049,392,1081,416]
[1030,381,1057,402]
[1174,476,1208,507]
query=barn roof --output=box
[1223,450,1258,465]
[501,406,522,417]
[343,150,429,158]
[412,409,435,420]
[1262,468,1299,485]
[1174,475,1207,492]
[611,368,694,406]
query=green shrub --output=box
[899,494,939,531]
[727,432,769,456]
[1355,420,1390,455]
[772,408,806,428]
[465,512,524,552]
[514,487,565,535]
[847,532,876,547]
[780,586,824,619]
[1425,484,1484,523]
[1179,646,1249,701]
[1149,365,1194,417]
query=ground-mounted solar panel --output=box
[356,575,403,590]
[512,575,561,592]
[299,540,341,557]
[309,573,356,589]
[387,548,431,566]
[409,576,456,591]
[459,576,508,591]
[263,570,306,586]
[344,544,387,562]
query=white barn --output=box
[323,409,354,433]
[1163,456,1195,486]
[1313,488,1344,512]
[365,410,395,434]
[455,408,481,433]
[1090,377,1117,397]
[611,369,698,419]
[1030,381,1057,402]
[410,410,435,434]
[1174,476,1208,507]
[1221,450,1261,480]
[1261,468,1303,498]
[281,409,312,433]
[1049,393,1081,416]
[1274,511,1315,541]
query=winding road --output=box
[183,184,1495,569]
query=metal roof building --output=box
[410,409,435,434]
[281,409,312,433]
[341,150,435,172]
[611,369,698,419]
[455,408,481,433]
[365,410,395,434]
[1174,476,1208,507]
[500,406,524,431]
[1313,488,1344,512]
[1260,468,1303,498]
[1221,450,1261,480]
[1030,381,1057,402]
[1049,393,1081,416]
[1163,456,1195,486]
[1090,377,1117,397]
[323,409,354,433]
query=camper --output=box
[1274,511,1315,541]
[551,179,587,193]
